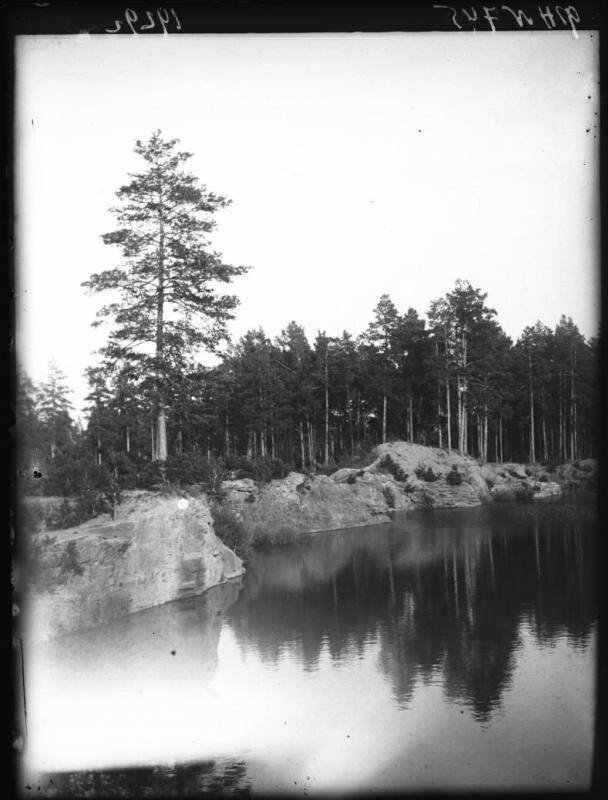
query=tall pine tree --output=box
[83,131,249,462]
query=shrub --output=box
[138,460,166,489]
[44,498,77,530]
[251,457,292,483]
[446,466,463,486]
[418,488,435,508]
[382,485,396,509]
[222,455,292,484]
[23,533,57,593]
[210,502,251,560]
[415,463,440,482]
[332,444,376,470]
[59,541,84,582]
[42,486,122,531]
[17,500,45,535]
[164,452,205,485]
[379,455,408,482]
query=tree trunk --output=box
[446,378,452,453]
[457,380,462,452]
[126,425,130,453]
[558,371,564,460]
[307,417,314,467]
[157,409,168,463]
[499,416,503,463]
[571,346,576,460]
[408,389,414,443]
[299,420,306,469]
[483,404,488,462]
[324,348,329,465]
[348,389,354,454]
[155,180,168,461]
[382,393,387,443]
[150,411,156,461]
[529,351,536,463]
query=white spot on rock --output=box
[177,498,188,511]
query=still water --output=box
[22,495,597,795]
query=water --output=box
[20,495,597,795]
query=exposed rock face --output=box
[371,442,492,508]
[482,463,564,502]
[220,443,595,543]
[221,442,494,540]
[24,491,244,643]
[222,471,392,539]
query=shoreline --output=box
[17,443,597,642]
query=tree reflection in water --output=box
[36,759,251,797]
[227,497,596,723]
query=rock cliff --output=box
[22,491,244,643]
[220,443,597,543]
[19,445,596,642]
[221,441,493,540]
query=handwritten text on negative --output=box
[433,5,580,36]
[106,7,182,34]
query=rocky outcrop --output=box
[221,442,495,541]
[370,442,492,508]
[480,461,593,502]
[220,443,598,544]
[23,491,244,643]
[222,470,392,540]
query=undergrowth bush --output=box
[446,466,463,486]
[59,541,84,581]
[210,502,251,560]
[23,533,57,593]
[379,454,408,482]
[224,455,292,483]
[415,463,440,482]
[382,485,396,508]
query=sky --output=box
[15,32,599,416]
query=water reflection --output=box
[227,499,596,721]
[23,582,242,776]
[23,496,596,794]
[30,759,251,798]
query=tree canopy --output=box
[82,131,248,460]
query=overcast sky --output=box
[15,32,599,416]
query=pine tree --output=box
[83,131,249,462]
[36,361,74,460]
[363,295,400,443]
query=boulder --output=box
[222,469,391,540]
[22,491,244,643]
